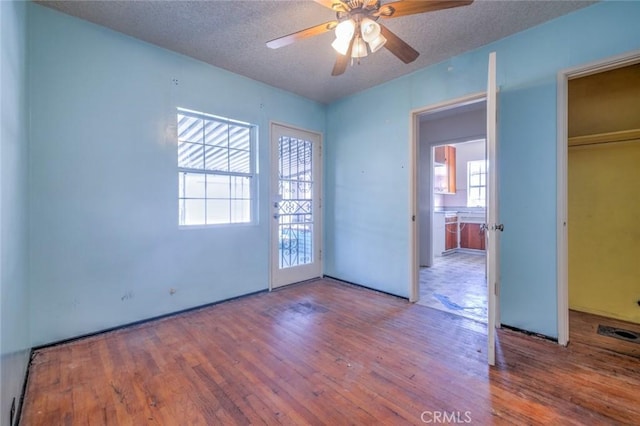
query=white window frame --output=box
[467,159,487,208]
[177,108,257,227]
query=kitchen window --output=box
[467,159,486,207]
[177,109,256,226]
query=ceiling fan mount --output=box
[266,0,474,76]
[334,1,384,21]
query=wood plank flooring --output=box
[569,309,640,359]
[21,279,640,425]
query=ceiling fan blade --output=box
[267,21,338,49]
[332,36,355,76]
[380,24,419,64]
[379,0,473,18]
[313,0,351,12]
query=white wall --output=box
[421,108,486,146]
[0,1,30,424]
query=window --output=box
[177,109,256,226]
[467,160,486,207]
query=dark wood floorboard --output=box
[569,309,640,359]
[21,279,640,425]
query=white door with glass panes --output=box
[270,123,322,288]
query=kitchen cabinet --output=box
[445,216,458,251]
[460,223,485,250]
[434,145,456,194]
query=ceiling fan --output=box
[266,0,474,76]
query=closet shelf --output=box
[568,128,640,147]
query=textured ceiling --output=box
[36,0,596,104]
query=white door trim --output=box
[486,51,498,366]
[409,92,487,302]
[269,121,323,290]
[555,49,640,346]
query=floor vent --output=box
[597,325,640,344]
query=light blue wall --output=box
[28,4,325,346]
[0,1,30,424]
[325,1,640,338]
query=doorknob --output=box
[491,224,504,232]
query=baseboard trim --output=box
[15,348,33,426]
[501,324,558,343]
[323,275,409,301]
[32,288,268,351]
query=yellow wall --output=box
[569,63,640,137]
[568,139,640,324]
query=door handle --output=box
[491,224,504,232]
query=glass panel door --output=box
[270,124,322,288]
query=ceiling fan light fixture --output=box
[334,19,355,41]
[360,17,381,43]
[368,34,387,53]
[351,37,368,58]
[331,37,351,56]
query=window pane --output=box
[206,200,230,224]
[183,200,206,225]
[467,160,487,207]
[231,176,251,199]
[178,142,204,169]
[204,120,228,147]
[177,115,203,143]
[204,146,229,172]
[231,200,251,223]
[229,148,250,173]
[279,224,312,268]
[228,125,250,150]
[206,174,230,199]
[179,199,185,225]
[183,173,206,198]
[178,110,255,226]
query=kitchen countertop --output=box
[434,209,486,223]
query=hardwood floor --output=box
[569,309,640,359]
[21,279,640,425]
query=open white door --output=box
[486,52,502,366]
[270,123,322,289]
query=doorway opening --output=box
[557,50,640,346]
[414,99,488,324]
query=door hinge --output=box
[412,215,416,222]
[319,249,322,261]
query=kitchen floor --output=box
[418,251,487,323]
